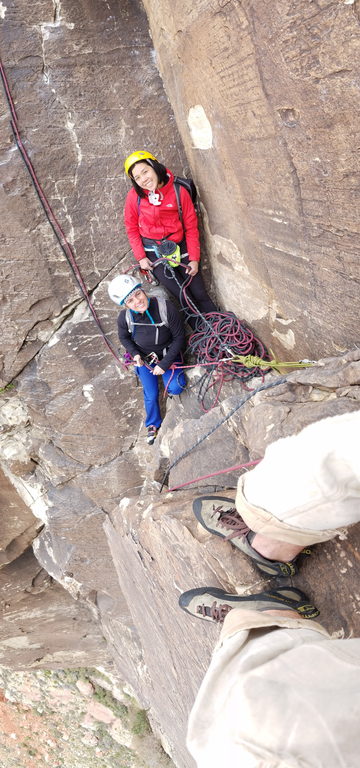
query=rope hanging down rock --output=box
[0,58,122,367]
[160,375,288,491]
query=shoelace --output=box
[196,601,233,622]
[211,505,250,541]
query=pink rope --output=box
[167,458,262,491]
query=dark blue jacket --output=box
[117,297,185,371]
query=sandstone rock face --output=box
[1,2,360,768]
[0,0,189,387]
[0,470,109,669]
[0,470,41,567]
[0,0,185,682]
[0,0,188,729]
[142,0,360,359]
[0,547,109,669]
[103,350,360,766]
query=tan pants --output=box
[187,411,360,768]
[237,410,360,545]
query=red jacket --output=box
[124,169,200,262]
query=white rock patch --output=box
[187,105,213,149]
[82,384,94,403]
[271,327,296,350]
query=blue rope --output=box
[160,376,287,491]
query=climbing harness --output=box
[145,352,159,366]
[142,235,185,267]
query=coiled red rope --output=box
[148,257,270,411]
[174,282,269,411]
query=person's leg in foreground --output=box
[185,602,360,768]
[193,410,360,576]
[182,410,360,767]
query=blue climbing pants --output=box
[135,363,186,428]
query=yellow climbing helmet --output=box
[124,150,157,176]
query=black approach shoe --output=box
[147,425,158,445]
[179,586,320,623]
[193,496,312,577]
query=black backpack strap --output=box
[174,181,183,225]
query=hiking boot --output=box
[147,425,158,445]
[179,586,320,623]
[193,496,311,578]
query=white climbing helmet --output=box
[108,274,142,305]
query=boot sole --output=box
[179,586,320,620]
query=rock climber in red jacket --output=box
[123,150,217,329]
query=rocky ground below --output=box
[0,666,173,768]
[1,349,360,768]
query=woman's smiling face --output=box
[131,161,159,192]
[124,288,148,313]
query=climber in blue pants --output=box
[108,273,186,445]
[135,362,186,431]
